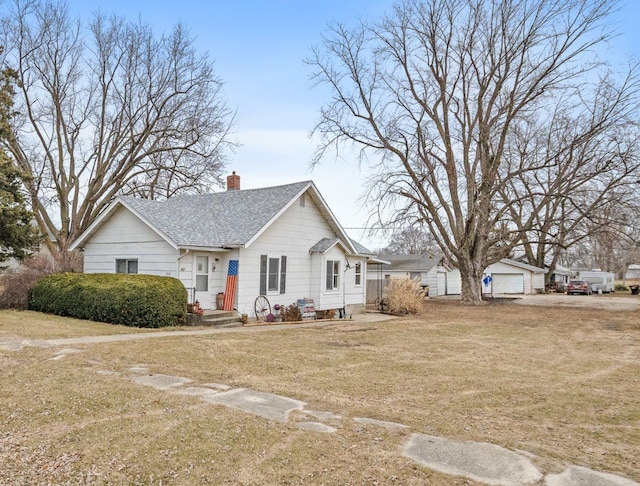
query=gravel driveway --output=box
[512,293,640,311]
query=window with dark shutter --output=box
[260,255,267,295]
[268,257,280,291]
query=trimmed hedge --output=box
[28,273,187,328]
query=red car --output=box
[566,280,592,295]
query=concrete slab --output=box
[130,374,192,390]
[202,388,305,422]
[298,421,338,433]
[403,433,543,486]
[0,337,25,351]
[545,466,640,486]
[354,417,410,430]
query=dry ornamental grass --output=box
[1,298,639,484]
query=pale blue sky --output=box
[62,1,640,249]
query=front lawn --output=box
[1,301,638,484]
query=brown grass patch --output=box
[1,301,639,484]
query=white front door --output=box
[194,254,212,308]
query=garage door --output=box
[492,273,524,294]
[436,272,447,296]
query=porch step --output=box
[186,310,242,328]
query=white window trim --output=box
[326,259,341,291]
[267,257,280,294]
[354,262,362,287]
[260,254,287,296]
[116,258,138,274]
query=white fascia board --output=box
[178,245,234,252]
[499,258,547,274]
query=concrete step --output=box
[186,310,242,327]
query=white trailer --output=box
[578,270,615,293]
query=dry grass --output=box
[1,301,639,484]
[0,310,158,340]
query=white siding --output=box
[83,207,178,277]
[446,268,461,295]
[531,273,545,293]
[234,194,365,317]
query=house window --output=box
[326,260,340,290]
[116,259,138,274]
[196,256,208,291]
[260,255,287,295]
[268,257,280,292]
[355,262,362,286]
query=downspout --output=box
[341,257,351,318]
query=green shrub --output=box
[615,283,629,292]
[28,273,187,328]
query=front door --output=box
[194,254,212,308]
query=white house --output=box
[70,174,374,318]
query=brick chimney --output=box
[227,171,240,191]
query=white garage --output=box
[426,258,546,296]
[483,260,546,295]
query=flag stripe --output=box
[223,260,239,311]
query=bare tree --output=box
[561,195,640,278]
[309,0,637,303]
[380,226,439,255]
[0,0,235,254]
[502,74,640,280]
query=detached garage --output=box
[425,258,546,296]
[483,260,546,295]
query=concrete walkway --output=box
[4,313,639,486]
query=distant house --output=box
[368,254,546,297]
[71,174,375,318]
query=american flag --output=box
[223,260,239,311]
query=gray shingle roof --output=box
[375,253,442,272]
[310,237,340,253]
[120,181,311,248]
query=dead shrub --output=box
[280,303,302,322]
[0,251,83,309]
[382,277,426,315]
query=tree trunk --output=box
[458,257,485,304]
